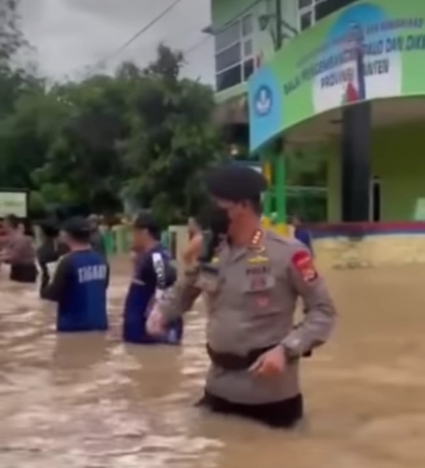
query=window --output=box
[215,14,255,92]
[300,11,313,31]
[215,22,239,52]
[243,38,253,56]
[285,148,328,222]
[215,43,241,72]
[298,0,357,31]
[287,188,328,222]
[242,15,253,36]
[298,0,312,8]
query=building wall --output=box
[327,121,425,222]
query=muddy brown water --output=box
[1,259,425,468]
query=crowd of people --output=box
[0,165,337,429]
[0,211,183,344]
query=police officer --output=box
[147,165,337,428]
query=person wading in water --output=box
[148,166,337,428]
[0,214,37,284]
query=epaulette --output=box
[249,229,263,249]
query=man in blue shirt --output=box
[40,217,109,333]
[123,211,183,345]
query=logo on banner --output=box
[254,85,272,116]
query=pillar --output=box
[341,102,371,222]
[261,150,273,228]
[274,152,287,235]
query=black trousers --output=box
[198,391,303,428]
[10,264,37,284]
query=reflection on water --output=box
[1,260,425,467]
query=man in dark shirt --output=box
[87,214,106,256]
[40,217,109,333]
[123,211,183,344]
[37,219,69,291]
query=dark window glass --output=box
[298,0,313,7]
[315,0,357,21]
[286,189,327,222]
[300,11,313,30]
[243,59,254,80]
[215,22,240,52]
[216,65,242,91]
[215,43,241,73]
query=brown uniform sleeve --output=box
[282,246,337,357]
[156,266,201,323]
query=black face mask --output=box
[208,205,230,235]
[197,204,230,263]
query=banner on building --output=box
[249,0,425,151]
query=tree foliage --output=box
[0,0,24,66]
[0,40,225,224]
[122,44,224,223]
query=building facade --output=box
[208,0,359,222]
[207,0,425,226]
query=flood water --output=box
[1,259,425,468]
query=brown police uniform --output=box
[155,166,337,427]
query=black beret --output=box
[205,165,267,202]
[61,216,91,237]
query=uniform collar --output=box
[227,228,264,263]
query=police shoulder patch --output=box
[291,250,317,283]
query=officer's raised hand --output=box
[249,345,287,377]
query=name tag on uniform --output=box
[243,261,275,309]
[244,272,275,293]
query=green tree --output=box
[0,0,24,65]
[123,44,225,225]
[0,41,224,221]
[0,89,64,189]
[34,76,130,212]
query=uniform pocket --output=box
[242,274,276,314]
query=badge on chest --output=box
[244,261,275,309]
[245,265,275,291]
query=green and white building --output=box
[204,0,425,227]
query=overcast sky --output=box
[19,0,214,83]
